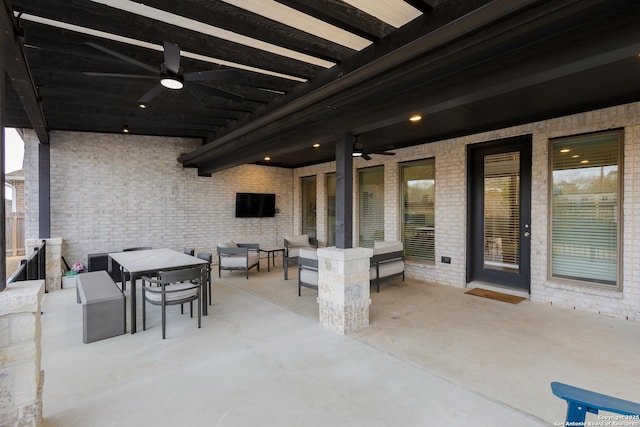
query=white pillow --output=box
[285,234,310,247]
[218,240,238,248]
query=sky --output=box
[4,128,25,201]
[5,128,24,173]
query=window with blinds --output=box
[326,173,336,247]
[550,130,621,287]
[401,159,435,261]
[359,166,384,248]
[301,175,317,237]
[484,152,520,271]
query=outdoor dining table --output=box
[108,248,209,334]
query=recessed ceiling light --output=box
[409,114,422,122]
[312,143,320,148]
[122,125,129,133]
[138,102,147,109]
[581,160,589,164]
[264,156,271,161]
[572,155,580,158]
[560,148,570,153]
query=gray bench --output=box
[77,271,126,343]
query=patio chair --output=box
[283,234,318,258]
[197,252,213,305]
[297,249,318,296]
[217,241,260,279]
[141,267,203,339]
[184,247,195,256]
[123,246,152,251]
[283,235,318,280]
[370,241,405,293]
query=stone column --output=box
[26,238,62,292]
[317,247,373,334]
[0,280,45,427]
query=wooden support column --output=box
[335,132,353,249]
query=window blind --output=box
[301,175,317,237]
[326,173,336,247]
[359,167,384,248]
[483,152,520,271]
[551,131,621,286]
[401,159,435,261]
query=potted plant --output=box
[62,262,84,288]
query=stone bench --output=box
[77,271,126,343]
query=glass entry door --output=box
[468,136,532,291]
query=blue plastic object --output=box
[551,381,640,424]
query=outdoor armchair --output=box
[217,241,260,279]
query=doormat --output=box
[464,288,526,304]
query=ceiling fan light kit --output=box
[160,76,183,90]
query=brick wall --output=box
[293,102,640,321]
[21,101,640,321]
[23,131,294,269]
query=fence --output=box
[5,213,25,256]
[6,240,46,287]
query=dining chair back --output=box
[197,252,213,305]
[141,267,203,339]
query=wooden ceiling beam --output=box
[140,0,355,63]
[13,0,322,80]
[1,3,48,143]
[273,0,395,41]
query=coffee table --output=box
[259,247,285,272]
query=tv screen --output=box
[235,193,276,217]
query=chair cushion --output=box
[373,241,404,255]
[285,234,310,247]
[218,240,238,248]
[370,260,405,280]
[300,268,318,286]
[288,246,315,258]
[220,252,260,268]
[220,255,247,268]
[144,282,198,303]
[298,249,318,260]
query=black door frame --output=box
[466,135,532,292]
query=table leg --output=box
[130,272,137,334]
[267,251,272,272]
[201,266,208,316]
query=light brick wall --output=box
[293,102,640,320]
[21,102,640,321]
[23,131,294,268]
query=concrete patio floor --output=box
[40,262,640,426]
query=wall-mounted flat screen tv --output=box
[235,193,276,217]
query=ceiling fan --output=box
[84,41,244,105]
[353,135,396,161]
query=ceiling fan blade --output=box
[84,72,158,79]
[184,86,205,108]
[85,42,158,74]
[372,151,396,156]
[137,84,165,103]
[163,41,181,74]
[184,69,241,82]
[361,153,372,161]
[192,82,244,101]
